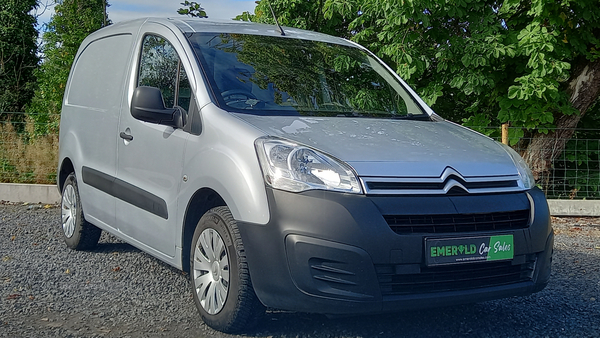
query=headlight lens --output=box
[499,143,535,189]
[255,137,362,194]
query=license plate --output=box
[425,235,514,266]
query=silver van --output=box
[58,18,553,333]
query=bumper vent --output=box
[384,209,530,234]
[377,259,536,296]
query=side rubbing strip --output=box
[81,166,168,219]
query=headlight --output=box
[499,143,535,189]
[255,137,362,194]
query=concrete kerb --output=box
[546,200,600,217]
[0,183,61,205]
[2,183,600,217]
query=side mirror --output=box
[131,86,185,128]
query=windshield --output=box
[188,33,427,119]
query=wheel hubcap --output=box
[211,261,220,280]
[193,228,230,315]
[61,184,77,238]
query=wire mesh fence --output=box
[2,112,600,199]
[465,126,600,200]
[547,136,600,200]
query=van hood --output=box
[235,115,517,178]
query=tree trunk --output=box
[522,59,600,184]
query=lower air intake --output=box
[377,259,535,296]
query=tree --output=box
[177,1,208,18]
[245,0,358,38]
[0,0,39,115]
[243,0,600,181]
[27,0,110,134]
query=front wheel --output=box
[190,206,264,333]
[60,173,101,250]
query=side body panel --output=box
[60,32,135,228]
[59,19,272,270]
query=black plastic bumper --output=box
[237,187,553,314]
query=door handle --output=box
[119,132,133,141]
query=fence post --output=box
[501,123,509,145]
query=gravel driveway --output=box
[1,204,599,338]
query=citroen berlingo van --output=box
[58,18,553,333]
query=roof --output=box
[93,17,355,47]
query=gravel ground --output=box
[1,204,599,338]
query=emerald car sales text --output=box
[430,241,512,257]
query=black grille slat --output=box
[367,180,518,191]
[385,210,530,234]
[378,260,535,295]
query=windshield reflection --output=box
[188,33,426,118]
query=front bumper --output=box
[237,187,553,314]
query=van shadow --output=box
[93,241,140,254]
[245,246,599,338]
[251,304,488,338]
[249,297,551,338]
[91,231,141,254]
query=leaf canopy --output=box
[244,0,600,138]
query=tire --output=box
[60,173,102,250]
[190,206,264,333]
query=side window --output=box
[138,35,191,111]
[177,64,191,111]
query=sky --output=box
[35,0,257,29]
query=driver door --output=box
[115,32,192,257]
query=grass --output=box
[0,117,58,184]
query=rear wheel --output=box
[60,173,101,250]
[190,206,264,333]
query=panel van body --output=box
[58,18,553,333]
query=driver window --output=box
[177,64,191,111]
[138,35,190,112]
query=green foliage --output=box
[234,11,255,22]
[242,0,600,136]
[462,113,495,137]
[348,0,599,132]
[177,1,207,18]
[247,0,359,38]
[27,0,110,135]
[0,0,39,115]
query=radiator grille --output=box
[366,180,518,191]
[361,173,524,195]
[377,259,535,296]
[384,209,530,234]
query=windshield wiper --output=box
[389,113,431,120]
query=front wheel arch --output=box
[182,188,226,273]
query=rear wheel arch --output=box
[182,188,227,273]
[58,158,75,191]
[60,172,102,250]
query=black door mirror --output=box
[131,86,185,128]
